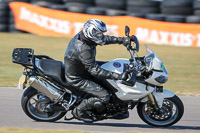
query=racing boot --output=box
[72,98,99,123]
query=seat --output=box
[38,59,86,95]
[38,59,65,83]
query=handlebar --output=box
[123,38,138,67]
[124,26,139,52]
[123,26,140,74]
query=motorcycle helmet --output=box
[83,19,107,45]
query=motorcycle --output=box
[12,26,184,127]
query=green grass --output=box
[0,33,200,96]
[0,127,168,133]
[0,128,92,133]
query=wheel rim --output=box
[142,99,179,126]
[27,93,63,121]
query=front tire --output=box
[137,95,184,127]
[21,87,66,122]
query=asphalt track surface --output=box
[0,87,200,132]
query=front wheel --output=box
[21,87,66,122]
[137,95,184,127]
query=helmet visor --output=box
[91,29,105,45]
[92,29,104,40]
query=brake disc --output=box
[35,98,50,114]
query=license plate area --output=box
[17,73,29,89]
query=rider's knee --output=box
[100,94,110,104]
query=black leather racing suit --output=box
[64,31,123,121]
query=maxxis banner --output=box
[10,2,200,47]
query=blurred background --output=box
[1,0,200,33]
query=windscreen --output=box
[144,45,163,71]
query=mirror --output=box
[125,26,130,37]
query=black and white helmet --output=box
[83,19,107,45]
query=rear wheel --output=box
[137,95,184,127]
[21,87,66,122]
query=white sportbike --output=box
[12,26,184,127]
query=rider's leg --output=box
[72,80,110,122]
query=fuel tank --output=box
[101,58,129,74]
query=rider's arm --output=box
[103,35,124,45]
[79,49,120,80]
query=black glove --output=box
[130,35,135,41]
[111,71,129,80]
[117,37,124,44]
[123,37,131,46]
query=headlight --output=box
[155,75,168,84]
[145,57,153,72]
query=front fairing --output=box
[144,45,168,86]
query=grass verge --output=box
[0,33,200,96]
[0,127,174,133]
[0,128,92,133]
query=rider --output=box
[64,19,130,122]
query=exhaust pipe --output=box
[29,77,62,103]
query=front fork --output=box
[147,89,175,113]
[148,93,160,112]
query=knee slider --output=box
[94,101,102,109]
[94,101,106,113]
[100,95,110,104]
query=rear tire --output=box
[137,95,184,127]
[21,87,66,122]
